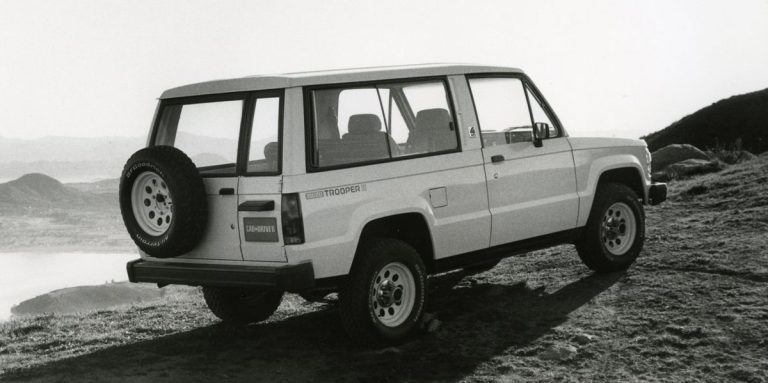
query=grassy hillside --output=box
[1,156,766,382]
[644,87,768,154]
[11,283,165,316]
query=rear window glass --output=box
[154,99,243,175]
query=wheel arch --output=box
[596,167,645,202]
[353,212,436,273]
[575,153,648,228]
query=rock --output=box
[420,312,435,329]
[651,144,711,172]
[375,346,402,354]
[573,334,595,345]
[538,344,577,361]
[426,318,442,333]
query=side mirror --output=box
[532,122,549,147]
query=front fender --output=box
[572,148,646,227]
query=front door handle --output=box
[238,200,275,212]
[219,188,235,195]
[491,155,505,163]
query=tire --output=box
[338,238,427,345]
[203,287,284,324]
[576,182,645,273]
[119,146,207,258]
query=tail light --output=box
[281,193,305,245]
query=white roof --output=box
[160,63,522,99]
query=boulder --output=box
[539,344,578,361]
[651,144,710,172]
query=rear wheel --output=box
[339,238,426,345]
[576,182,645,272]
[202,287,283,324]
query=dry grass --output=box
[1,156,767,382]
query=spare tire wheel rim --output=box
[371,262,416,327]
[131,171,174,236]
[601,202,636,256]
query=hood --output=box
[567,137,647,151]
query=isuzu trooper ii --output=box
[121,64,667,343]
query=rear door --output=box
[467,76,579,247]
[153,95,246,260]
[238,91,287,262]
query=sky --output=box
[1,0,767,140]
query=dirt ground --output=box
[1,157,767,382]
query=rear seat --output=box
[318,114,397,166]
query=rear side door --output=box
[153,95,246,261]
[467,76,579,247]
[238,91,287,262]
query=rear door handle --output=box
[238,200,275,212]
[219,188,235,195]
[491,155,505,163]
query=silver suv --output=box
[120,64,667,343]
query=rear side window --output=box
[154,99,243,175]
[309,79,459,169]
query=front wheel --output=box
[338,238,427,345]
[576,182,645,273]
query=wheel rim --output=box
[370,262,416,327]
[131,171,173,236]
[600,202,636,256]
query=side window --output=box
[468,77,533,147]
[309,80,458,169]
[526,86,559,139]
[401,82,457,155]
[155,99,243,174]
[247,97,280,173]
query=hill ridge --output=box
[644,87,768,153]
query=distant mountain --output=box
[0,136,144,182]
[643,88,768,154]
[0,173,115,212]
[0,133,270,182]
[67,178,120,194]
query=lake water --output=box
[0,252,137,320]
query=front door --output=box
[238,93,287,262]
[467,76,579,247]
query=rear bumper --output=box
[126,259,315,292]
[648,182,667,205]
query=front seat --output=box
[407,108,457,154]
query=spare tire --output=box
[119,146,208,258]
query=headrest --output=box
[415,108,452,130]
[348,114,382,134]
[263,142,278,160]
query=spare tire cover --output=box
[119,146,208,258]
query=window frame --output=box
[149,89,284,177]
[303,76,462,172]
[465,73,565,148]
